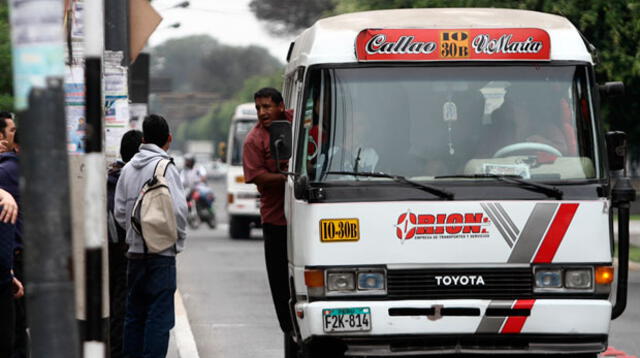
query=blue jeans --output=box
[123,255,176,358]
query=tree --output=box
[249,0,335,36]
[330,0,640,160]
[0,0,13,111]
[151,35,282,97]
[174,72,284,151]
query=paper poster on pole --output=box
[65,65,86,154]
[9,0,65,110]
[128,103,147,130]
[104,51,129,162]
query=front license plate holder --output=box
[323,307,371,333]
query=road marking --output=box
[174,289,200,358]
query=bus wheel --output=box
[284,333,299,358]
[300,339,345,358]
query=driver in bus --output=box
[488,85,573,158]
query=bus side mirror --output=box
[599,82,625,98]
[606,131,627,172]
[269,120,292,161]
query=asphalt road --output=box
[176,179,640,357]
[177,179,283,357]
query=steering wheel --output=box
[493,142,563,158]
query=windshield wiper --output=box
[326,171,454,200]
[434,174,563,199]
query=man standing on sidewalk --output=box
[107,129,143,358]
[242,88,295,351]
[0,115,27,358]
[114,114,187,358]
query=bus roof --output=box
[233,103,257,121]
[286,8,592,70]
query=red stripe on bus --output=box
[533,203,579,263]
[501,299,535,333]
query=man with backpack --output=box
[114,114,187,358]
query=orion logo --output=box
[395,210,491,242]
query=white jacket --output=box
[114,144,188,256]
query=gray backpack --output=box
[131,159,178,253]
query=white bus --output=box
[272,8,634,358]
[225,103,261,238]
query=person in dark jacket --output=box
[0,125,27,358]
[107,129,142,358]
[0,190,24,358]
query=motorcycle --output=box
[186,183,217,229]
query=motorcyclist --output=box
[181,154,216,228]
[180,154,207,198]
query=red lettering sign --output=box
[356,28,550,61]
[396,212,490,240]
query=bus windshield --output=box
[230,119,256,166]
[297,65,599,183]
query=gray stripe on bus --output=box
[481,203,513,248]
[488,203,517,244]
[508,203,558,263]
[495,203,520,236]
[475,301,513,333]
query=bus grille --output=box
[386,267,533,300]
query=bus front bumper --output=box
[294,299,611,355]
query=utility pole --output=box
[8,0,79,356]
[83,0,106,356]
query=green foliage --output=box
[175,72,284,153]
[329,0,640,158]
[249,0,336,36]
[150,35,282,96]
[0,1,13,111]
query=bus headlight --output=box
[357,272,385,290]
[534,266,596,293]
[308,267,387,297]
[327,272,355,292]
[565,269,592,289]
[534,269,562,289]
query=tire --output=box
[187,212,200,229]
[284,333,299,358]
[229,216,250,239]
[300,339,346,358]
[207,212,217,229]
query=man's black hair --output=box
[142,114,170,148]
[0,113,11,136]
[254,87,284,105]
[120,129,143,162]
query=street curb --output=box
[174,289,200,358]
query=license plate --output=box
[319,218,360,242]
[323,307,371,332]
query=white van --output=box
[225,103,261,238]
[274,8,634,357]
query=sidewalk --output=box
[166,289,199,358]
[167,331,179,358]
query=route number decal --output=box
[320,219,360,242]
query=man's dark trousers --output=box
[123,255,176,358]
[0,282,15,357]
[12,249,27,358]
[108,241,128,358]
[263,223,293,334]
